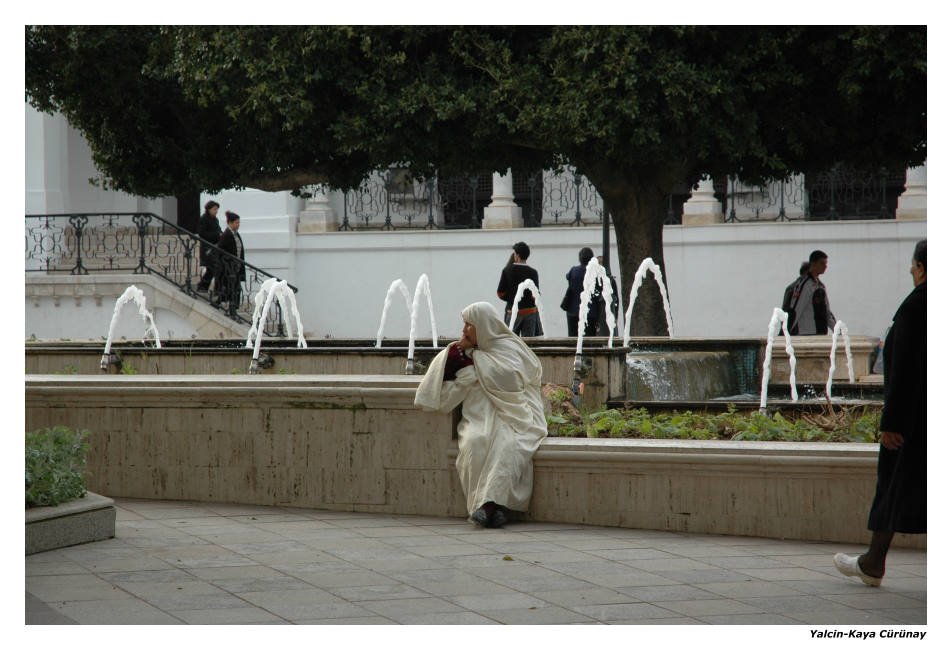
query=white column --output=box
[681,176,724,225]
[895,162,927,220]
[297,186,339,233]
[482,168,523,229]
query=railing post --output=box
[828,166,839,220]
[382,170,395,231]
[68,215,89,275]
[726,177,737,222]
[528,172,538,227]
[572,170,583,226]
[777,177,787,221]
[132,213,151,273]
[339,190,353,231]
[879,167,889,219]
[424,178,437,230]
[469,175,479,229]
[182,237,194,292]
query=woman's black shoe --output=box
[489,509,507,528]
[471,508,490,527]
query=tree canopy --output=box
[26,25,926,334]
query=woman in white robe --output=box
[414,301,547,527]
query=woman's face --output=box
[462,318,477,345]
[209,206,219,217]
[910,259,926,286]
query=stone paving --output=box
[25,498,926,625]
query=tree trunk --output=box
[176,192,201,233]
[586,171,672,337]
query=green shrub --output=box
[542,388,882,444]
[25,426,90,508]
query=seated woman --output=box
[414,301,547,528]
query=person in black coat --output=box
[562,247,594,337]
[834,240,926,587]
[196,200,222,292]
[215,211,246,316]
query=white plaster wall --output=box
[277,220,925,341]
[26,298,198,342]
[663,220,926,338]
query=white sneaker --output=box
[833,553,882,587]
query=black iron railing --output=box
[333,165,905,229]
[25,213,298,336]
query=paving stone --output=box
[174,607,287,624]
[292,569,400,589]
[586,548,679,561]
[622,558,721,572]
[609,617,706,625]
[481,605,598,625]
[410,543,495,557]
[326,547,424,562]
[25,561,91,576]
[868,608,927,624]
[570,602,676,621]
[702,555,795,570]
[738,594,855,614]
[206,575,318,594]
[349,557,450,572]
[48,598,182,624]
[414,579,525,597]
[532,587,634,608]
[25,591,78,624]
[655,598,763,617]
[328,583,431,602]
[822,592,926,610]
[238,589,369,620]
[448,592,549,611]
[697,613,802,625]
[358,597,465,618]
[785,608,903,625]
[26,574,131,602]
[617,584,723,602]
[137,591,251,612]
[296,616,395,624]
[111,580,227,599]
[695,580,802,599]
[74,556,177,573]
[734,567,833,581]
[395,611,499,624]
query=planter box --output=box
[26,492,116,555]
[25,375,921,548]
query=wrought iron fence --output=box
[337,167,608,230]
[25,213,297,337]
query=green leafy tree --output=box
[26,26,925,334]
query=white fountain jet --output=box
[825,320,856,400]
[621,258,674,348]
[101,285,162,371]
[508,278,547,338]
[374,274,438,373]
[760,307,798,410]
[574,258,616,354]
[246,278,308,373]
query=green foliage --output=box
[25,426,90,507]
[119,362,138,375]
[546,401,881,444]
[55,364,78,375]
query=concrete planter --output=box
[25,375,922,548]
[26,492,116,555]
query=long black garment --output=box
[867,282,926,533]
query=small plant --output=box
[25,426,90,507]
[119,363,138,375]
[54,364,78,375]
[230,368,242,374]
[278,368,298,375]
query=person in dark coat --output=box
[834,239,926,587]
[562,247,594,337]
[215,211,246,316]
[590,256,619,337]
[496,241,541,337]
[196,200,222,292]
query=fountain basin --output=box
[24,374,920,548]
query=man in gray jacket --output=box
[789,250,836,335]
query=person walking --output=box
[788,250,837,335]
[196,200,223,293]
[414,302,547,528]
[216,211,246,316]
[834,240,926,587]
[590,255,619,337]
[561,247,594,337]
[496,241,541,337]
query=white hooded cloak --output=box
[414,301,547,514]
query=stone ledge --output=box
[26,492,116,555]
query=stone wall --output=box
[24,375,922,548]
